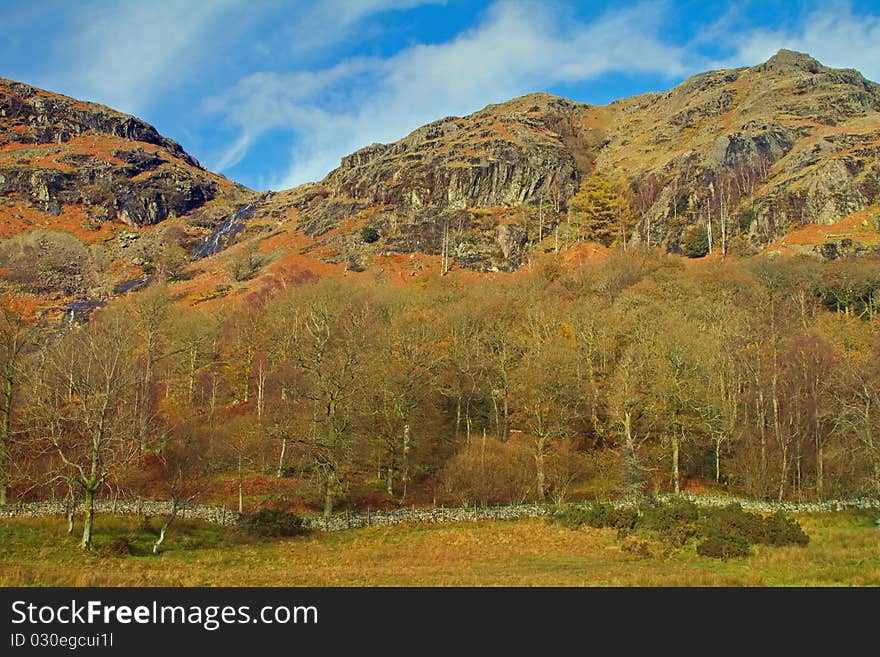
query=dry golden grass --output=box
[1,512,877,587]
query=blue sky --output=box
[2,0,879,191]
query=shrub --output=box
[591,504,639,530]
[551,506,593,529]
[360,227,380,243]
[700,503,766,543]
[681,222,709,258]
[639,500,700,546]
[758,512,809,547]
[238,509,307,538]
[551,503,637,530]
[229,244,269,281]
[697,505,809,557]
[641,499,699,531]
[98,537,136,557]
[697,532,751,559]
[738,208,756,233]
[441,436,534,506]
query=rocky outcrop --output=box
[1,79,201,166]
[281,50,880,269]
[324,100,584,212]
[610,50,880,252]
[0,78,226,227]
[0,157,218,226]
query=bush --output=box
[758,511,809,547]
[551,506,593,529]
[738,208,756,233]
[229,244,269,281]
[98,537,136,557]
[554,500,809,558]
[238,509,307,538]
[681,222,709,258]
[697,532,751,559]
[441,436,534,506]
[551,503,638,530]
[700,503,766,543]
[641,499,699,531]
[360,227,380,243]
[696,505,809,558]
[586,503,639,530]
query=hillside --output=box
[0,77,254,315]
[1,50,879,314]
[272,49,880,272]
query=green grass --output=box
[0,511,877,586]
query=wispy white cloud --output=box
[721,1,880,82]
[42,0,243,116]
[283,0,448,56]
[209,0,691,188]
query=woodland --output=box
[1,245,878,551]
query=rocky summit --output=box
[280,49,880,270]
[0,49,879,302]
[0,78,250,227]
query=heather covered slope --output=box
[1,49,879,311]
[0,77,255,307]
[275,49,880,271]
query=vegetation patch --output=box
[552,500,810,559]
[237,509,308,538]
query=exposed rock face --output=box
[284,50,880,269]
[603,50,880,252]
[1,79,200,166]
[3,50,880,281]
[325,97,585,211]
[0,77,225,227]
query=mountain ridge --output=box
[1,49,879,311]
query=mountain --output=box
[276,49,880,270]
[1,49,879,310]
[0,77,254,306]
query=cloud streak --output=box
[208,0,692,189]
[721,2,880,82]
[41,0,242,116]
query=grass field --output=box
[1,512,878,586]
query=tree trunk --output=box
[778,443,788,502]
[66,492,77,535]
[153,502,178,555]
[0,367,13,505]
[237,452,243,514]
[672,431,680,495]
[622,410,642,497]
[323,471,334,519]
[535,436,546,502]
[81,487,95,551]
[276,437,287,479]
[401,423,410,500]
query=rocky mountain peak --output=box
[285,50,880,271]
[758,49,824,75]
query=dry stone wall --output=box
[1,495,876,531]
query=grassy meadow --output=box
[1,511,878,586]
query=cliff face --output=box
[603,50,880,251]
[2,49,879,298]
[325,94,589,211]
[0,78,239,228]
[282,50,880,269]
[0,77,256,308]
